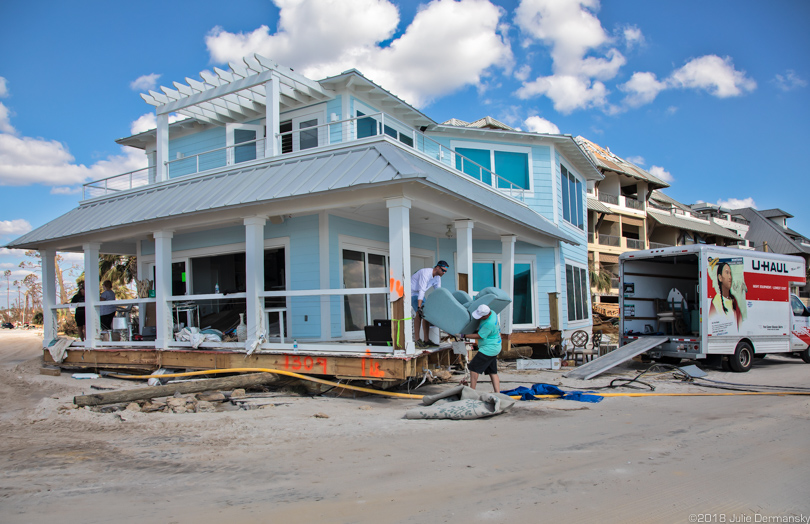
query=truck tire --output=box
[801,346,810,364]
[729,341,754,372]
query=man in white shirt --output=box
[411,260,449,349]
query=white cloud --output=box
[0,219,32,236]
[773,70,807,92]
[517,74,607,113]
[514,64,531,82]
[0,102,14,134]
[129,112,187,135]
[717,197,756,209]
[669,55,756,98]
[50,186,82,195]
[622,25,645,50]
[0,77,8,98]
[625,155,645,166]
[0,247,26,257]
[0,133,147,186]
[130,73,162,91]
[205,0,512,107]
[619,71,667,107]
[649,165,673,183]
[514,0,625,111]
[524,115,560,134]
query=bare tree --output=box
[3,270,10,322]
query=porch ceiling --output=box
[7,138,580,252]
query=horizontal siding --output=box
[168,127,227,178]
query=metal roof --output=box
[587,197,613,214]
[8,139,580,249]
[647,210,742,240]
[759,208,794,219]
[734,208,810,255]
[575,136,670,189]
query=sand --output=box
[1,329,808,523]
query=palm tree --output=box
[99,255,137,298]
[589,260,612,294]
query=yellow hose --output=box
[108,368,810,400]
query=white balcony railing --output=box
[83,112,526,202]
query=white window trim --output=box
[338,235,433,338]
[226,122,265,165]
[564,259,590,325]
[449,139,534,195]
[472,254,538,329]
[560,162,585,231]
[279,104,328,152]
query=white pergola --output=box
[141,54,334,181]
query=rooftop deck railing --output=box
[82,112,526,202]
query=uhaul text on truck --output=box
[619,245,810,372]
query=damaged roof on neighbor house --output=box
[575,136,670,190]
[7,140,581,250]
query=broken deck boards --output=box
[44,346,453,382]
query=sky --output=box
[1,0,808,303]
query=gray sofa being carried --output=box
[421,286,511,335]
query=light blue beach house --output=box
[8,55,601,378]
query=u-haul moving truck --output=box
[619,245,810,372]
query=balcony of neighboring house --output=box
[596,191,645,213]
[82,111,529,205]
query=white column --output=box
[40,249,57,344]
[454,220,474,295]
[386,198,413,354]
[265,76,280,157]
[153,231,174,350]
[244,217,266,349]
[500,235,516,335]
[155,112,169,182]
[319,211,331,340]
[83,243,101,348]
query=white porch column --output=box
[265,76,280,158]
[40,249,57,344]
[155,112,169,182]
[153,231,174,350]
[454,220,474,295]
[244,216,266,349]
[83,243,101,348]
[500,235,516,335]
[386,198,413,354]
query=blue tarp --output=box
[501,383,603,403]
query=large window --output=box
[342,249,389,333]
[472,259,534,326]
[279,108,324,154]
[453,143,531,190]
[226,123,264,165]
[566,263,589,322]
[561,164,583,230]
[355,108,414,147]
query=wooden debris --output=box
[40,366,61,376]
[73,373,279,407]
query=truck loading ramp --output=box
[564,336,669,380]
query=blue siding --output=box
[526,145,553,220]
[327,95,343,145]
[168,127,227,178]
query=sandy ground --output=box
[1,329,809,524]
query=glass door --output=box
[342,249,389,334]
[472,260,535,327]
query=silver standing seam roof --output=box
[647,210,742,241]
[7,140,580,249]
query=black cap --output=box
[436,260,449,269]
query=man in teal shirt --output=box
[460,304,502,392]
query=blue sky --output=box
[1,0,808,300]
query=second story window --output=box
[451,142,531,191]
[561,164,583,230]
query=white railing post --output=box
[455,220,474,295]
[155,112,169,182]
[244,216,267,350]
[265,75,280,158]
[387,198,413,354]
[500,235,516,336]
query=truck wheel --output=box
[801,346,810,364]
[729,342,754,372]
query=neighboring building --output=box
[688,202,752,247]
[575,137,743,304]
[7,55,601,375]
[730,207,810,300]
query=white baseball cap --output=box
[472,304,491,319]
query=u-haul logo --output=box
[751,260,789,273]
